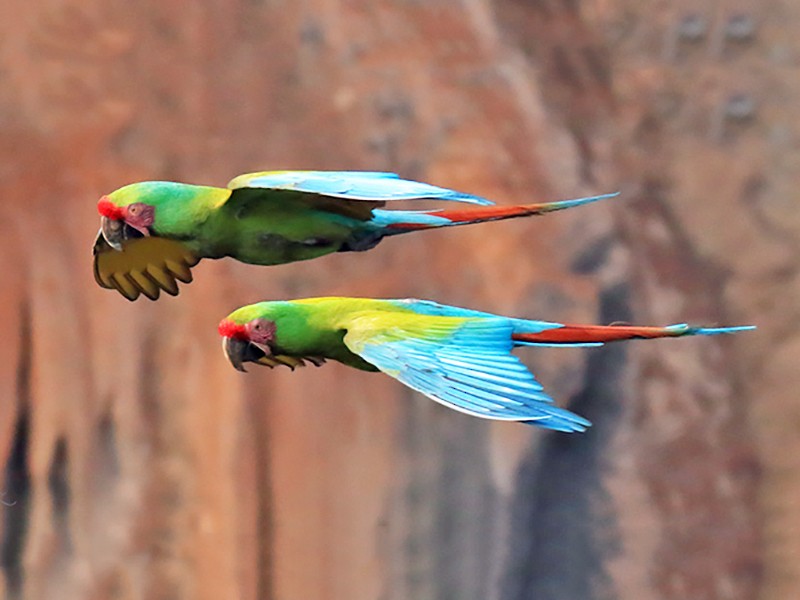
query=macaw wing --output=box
[93,231,199,301]
[343,316,590,431]
[228,171,494,205]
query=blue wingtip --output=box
[523,412,592,433]
[449,191,495,206]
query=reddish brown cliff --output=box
[0,1,787,599]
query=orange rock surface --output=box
[0,1,787,599]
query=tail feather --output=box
[512,323,756,345]
[379,192,618,232]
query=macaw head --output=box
[218,313,278,372]
[97,181,229,250]
[97,182,172,250]
[218,302,324,371]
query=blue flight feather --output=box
[348,318,590,432]
[231,171,495,205]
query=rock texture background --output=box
[0,0,792,599]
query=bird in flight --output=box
[218,297,754,432]
[92,170,616,300]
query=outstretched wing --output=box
[228,171,494,205]
[343,314,590,432]
[93,231,199,301]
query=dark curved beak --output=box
[223,337,270,372]
[100,216,125,251]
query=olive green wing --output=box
[93,231,199,301]
[224,170,495,221]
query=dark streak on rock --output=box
[96,412,120,483]
[244,386,275,600]
[1,301,33,599]
[551,45,583,90]
[571,236,614,274]
[501,283,629,600]
[581,46,611,87]
[48,438,72,555]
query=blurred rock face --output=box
[0,0,786,599]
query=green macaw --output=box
[218,297,754,432]
[93,171,616,300]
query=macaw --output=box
[92,171,617,301]
[217,297,754,432]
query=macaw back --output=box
[276,298,493,371]
[199,189,375,265]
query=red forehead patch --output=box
[97,196,125,220]
[218,319,247,339]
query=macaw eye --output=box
[128,204,140,216]
[248,320,275,343]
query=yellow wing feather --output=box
[93,232,199,301]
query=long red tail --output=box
[384,192,618,232]
[512,323,754,345]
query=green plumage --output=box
[226,298,423,370]
[108,182,370,264]
[220,297,591,430]
[94,171,616,300]
[219,296,753,431]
